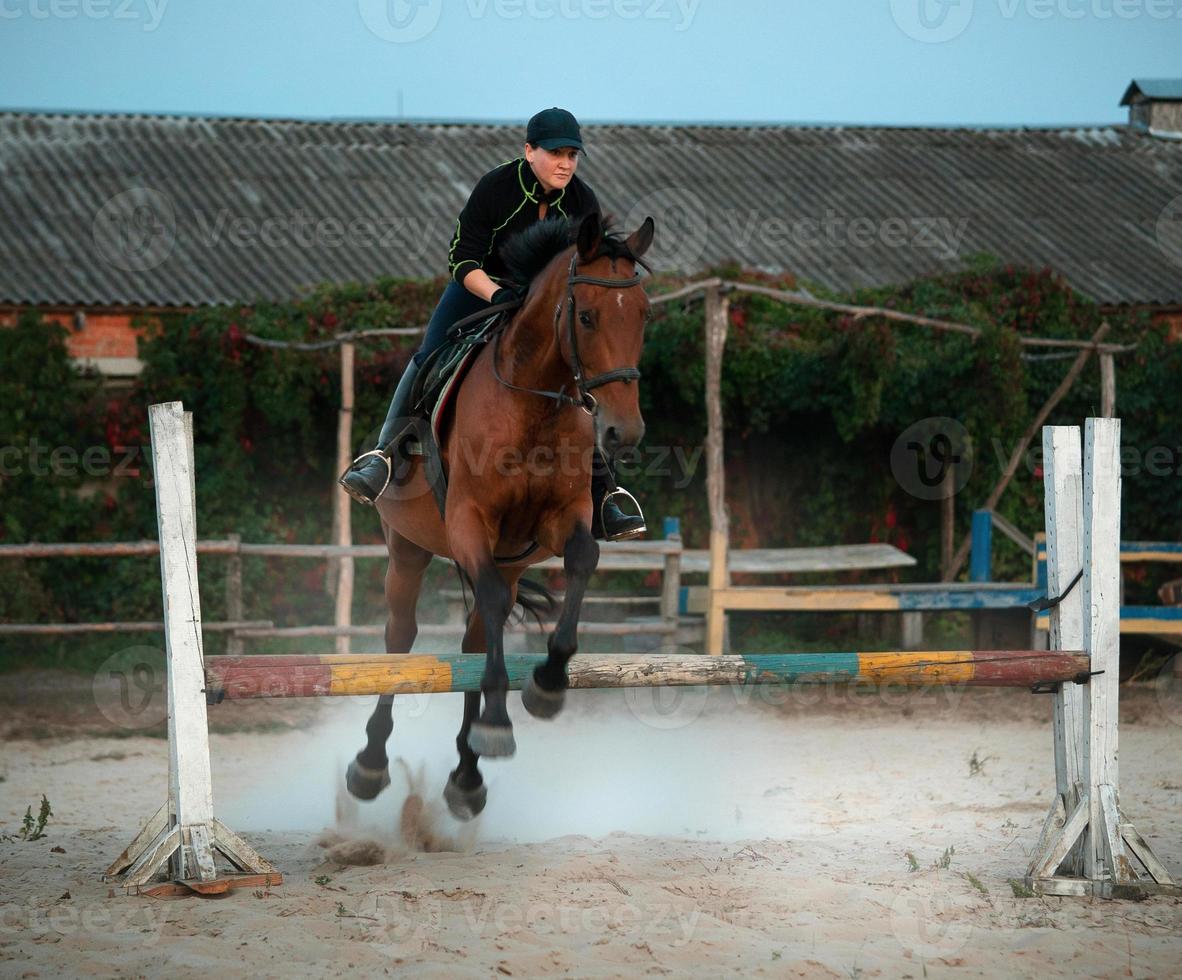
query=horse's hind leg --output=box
[346,531,432,801]
[523,522,598,720]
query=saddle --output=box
[398,308,512,517]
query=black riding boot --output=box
[590,449,646,541]
[339,359,423,506]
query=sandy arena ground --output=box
[2,669,1182,978]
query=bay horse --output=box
[347,211,654,820]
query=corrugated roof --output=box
[1,111,1181,308]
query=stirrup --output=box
[341,449,393,504]
[599,487,646,541]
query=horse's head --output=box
[561,211,654,456]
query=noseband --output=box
[492,252,644,414]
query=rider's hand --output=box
[490,284,527,307]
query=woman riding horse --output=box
[339,107,646,541]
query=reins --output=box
[491,252,644,414]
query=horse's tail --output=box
[515,577,559,626]
[451,563,558,627]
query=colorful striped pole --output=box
[204,649,1090,702]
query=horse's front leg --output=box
[448,501,516,758]
[523,520,599,719]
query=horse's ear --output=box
[625,217,655,259]
[577,211,603,260]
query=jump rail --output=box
[106,404,1177,900]
[203,649,1090,701]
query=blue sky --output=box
[2,0,1179,126]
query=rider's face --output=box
[525,145,580,194]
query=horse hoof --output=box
[521,673,566,720]
[444,777,487,821]
[468,721,516,758]
[345,757,391,801]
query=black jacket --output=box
[447,158,600,285]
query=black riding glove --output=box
[490,284,527,307]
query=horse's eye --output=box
[579,310,594,328]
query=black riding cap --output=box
[526,107,585,153]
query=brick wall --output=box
[1,306,163,376]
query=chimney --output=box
[1121,79,1182,138]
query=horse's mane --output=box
[499,214,637,285]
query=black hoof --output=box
[444,777,488,821]
[468,721,516,758]
[345,756,391,801]
[522,673,566,720]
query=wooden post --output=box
[1031,426,1087,878]
[334,342,356,655]
[225,533,243,657]
[704,285,730,656]
[1081,417,1126,884]
[660,517,682,654]
[1027,418,1176,897]
[1099,352,1116,418]
[940,462,955,581]
[107,402,280,894]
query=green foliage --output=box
[19,795,53,840]
[2,260,1175,669]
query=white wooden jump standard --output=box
[105,402,279,894]
[106,404,1173,898]
[1024,420,1174,897]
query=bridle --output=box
[492,252,644,415]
